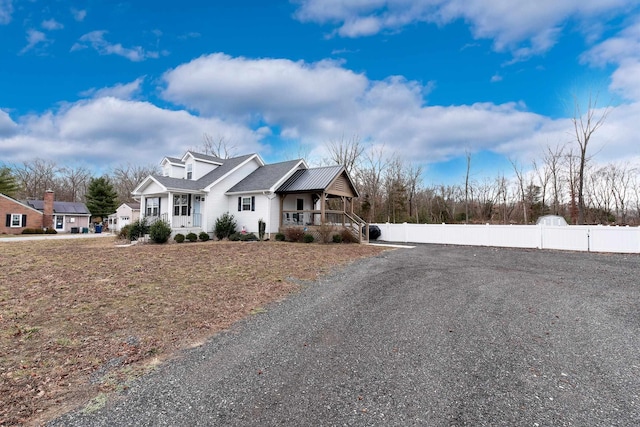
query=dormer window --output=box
[186,164,193,180]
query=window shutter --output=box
[22,214,27,227]
[238,197,241,212]
[251,196,255,211]
[158,198,161,213]
[188,194,192,214]
[5,214,10,227]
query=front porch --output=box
[280,209,369,242]
[146,213,203,235]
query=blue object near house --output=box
[95,224,103,233]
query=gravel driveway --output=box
[51,244,640,426]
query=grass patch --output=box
[0,237,387,425]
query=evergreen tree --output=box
[85,176,118,219]
[0,167,20,197]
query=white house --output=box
[131,151,366,240]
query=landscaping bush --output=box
[303,233,314,243]
[316,222,334,243]
[44,228,57,234]
[186,232,198,242]
[128,218,149,241]
[258,219,266,240]
[340,228,358,243]
[332,233,343,243]
[199,231,210,242]
[283,227,305,242]
[174,233,185,243]
[118,224,131,240]
[229,232,258,241]
[214,212,237,240]
[275,232,285,241]
[149,220,172,244]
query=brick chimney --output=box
[43,190,54,229]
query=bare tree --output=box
[405,162,423,222]
[110,163,160,204]
[464,151,471,223]
[326,134,365,178]
[11,159,60,200]
[607,162,633,224]
[358,144,388,222]
[543,144,565,215]
[572,93,610,224]
[58,166,92,202]
[200,133,237,159]
[510,158,529,224]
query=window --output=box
[120,216,129,221]
[10,214,22,227]
[174,195,189,216]
[238,196,255,211]
[186,164,193,180]
[146,198,159,216]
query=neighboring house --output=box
[132,151,367,241]
[1,193,44,235]
[25,191,91,233]
[107,202,140,232]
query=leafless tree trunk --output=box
[543,144,565,215]
[572,93,610,224]
[464,151,471,223]
[510,159,528,224]
[326,134,365,178]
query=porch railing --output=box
[144,213,202,228]
[281,210,368,242]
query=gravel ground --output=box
[51,244,640,426]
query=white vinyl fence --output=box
[372,223,640,254]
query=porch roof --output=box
[276,165,359,197]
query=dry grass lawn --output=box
[0,237,388,426]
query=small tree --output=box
[0,167,19,197]
[258,218,266,240]
[214,212,237,240]
[85,176,118,220]
[149,220,172,244]
[128,218,149,241]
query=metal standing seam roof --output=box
[226,159,304,193]
[276,165,345,193]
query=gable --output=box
[0,193,43,215]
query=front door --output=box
[193,196,201,227]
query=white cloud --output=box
[0,109,18,137]
[0,0,12,25]
[71,8,86,22]
[160,52,637,169]
[42,18,63,30]
[294,0,636,58]
[581,19,640,101]
[0,97,264,168]
[20,29,49,54]
[79,77,146,100]
[71,30,161,62]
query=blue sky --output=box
[1,0,639,185]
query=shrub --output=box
[214,212,237,240]
[258,219,266,240]
[128,218,149,241]
[118,224,131,240]
[149,220,172,244]
[316,223,335,243]
[229,232,258,241]
[340,228,358,243]
[174,233,185,243]
[199,231,210,242]
[44,228,57,234]
[275,233,285,241]
[332,233,343,243]
[186,232,198,242]
[303,233,314,243]
[283,227,305,242]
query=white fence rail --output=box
[372,223,640,254]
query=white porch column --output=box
[139,195,146,220]
[167,192,173,227]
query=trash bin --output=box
[70,227,79,234]
[82,227,89,234]
[95,225,103,234]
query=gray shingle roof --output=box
[227,160,303,193]
[27,200,91,215]
[184,151,224,164]
[276,165,345,193]
[150,154,256,192]
[163,156,184,165]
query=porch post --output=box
[320,192,326,224]
[279,195,284,229]
[167,192,173,227]
[140,195,146,220]
[341,196,345,227]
